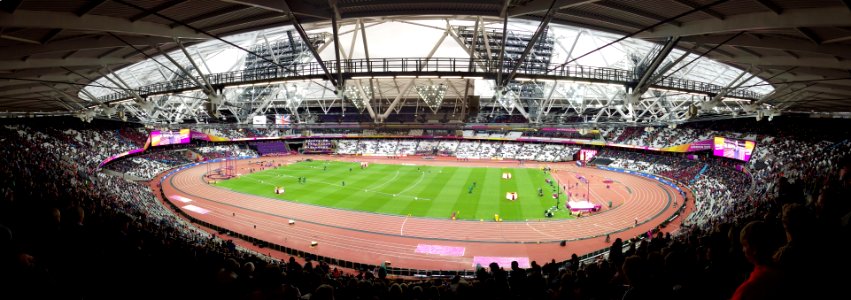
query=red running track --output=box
[159,155,689,271]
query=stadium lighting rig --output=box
[343,84,372,111]
[494,89,518,113]
[415,84,447,112]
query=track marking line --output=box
[401,215,409,236]
[524,222,560,240]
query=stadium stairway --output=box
[692,164,709,184]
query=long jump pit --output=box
[158,155,689,272]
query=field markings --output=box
[252,167,432,201]
[172,161,678,244]
[178,161,680,243]
[367,170,401,192]
[216,162,600,221]
[395,169,428,196]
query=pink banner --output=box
[414,244,466,256]
[472,256,530,269]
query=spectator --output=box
[731,221,787,300]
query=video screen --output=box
[579,149,598,161]
[151,129,191,146]
[712,137,756,162]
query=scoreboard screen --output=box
[712,137,756,162]
[150,129,191,146]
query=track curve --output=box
[160,155,688,270]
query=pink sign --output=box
[472,256,530,269]
[414,244,466,256]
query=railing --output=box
[94,57,764,103]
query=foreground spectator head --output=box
[740,221,784,266]
[732,221,790,300]
[312,284,334,300]
[780,203,814,242]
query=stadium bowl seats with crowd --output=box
[1,117,850,300]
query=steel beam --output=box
[629,36,680,102]
[176,39,215,94]
[0,10,206,39]
[638,7,851,38]
[283,0,339,88]
[501,0,558,87]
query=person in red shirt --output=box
[731,220,788,300]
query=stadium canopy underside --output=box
[2,0,851,125]
[76,18,775,126]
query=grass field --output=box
[215,160,573,221]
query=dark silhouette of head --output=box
[740,221,784,266]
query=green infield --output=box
[214,160,573,221]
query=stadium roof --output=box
[1,0,850,120]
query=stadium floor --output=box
[156,155,691,271]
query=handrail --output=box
[93,57,764,103]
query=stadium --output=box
[1,1,850,299]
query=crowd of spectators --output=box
[435,140,459,155]
[545,130,600,140]
[594,149,702,179]
[0,121,278,299]
[684,164,752,230]
[107,157,173,179]
[477,141,501,158]
[375,140,399,156]
[335,140,359,154]
[396,140,418,155]
[2,117,850,300]
[204,127,292,140]
[195,145,257,160]
[497,142,522,159]
[330,139,581,162]
[454,141,481,158]
[116,126,149,147]
[516,144,544,161]
[536,145,579,162]
[415,140,440,155]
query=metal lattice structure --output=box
[1,1,849,123]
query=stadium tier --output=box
[3,116,850,300]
